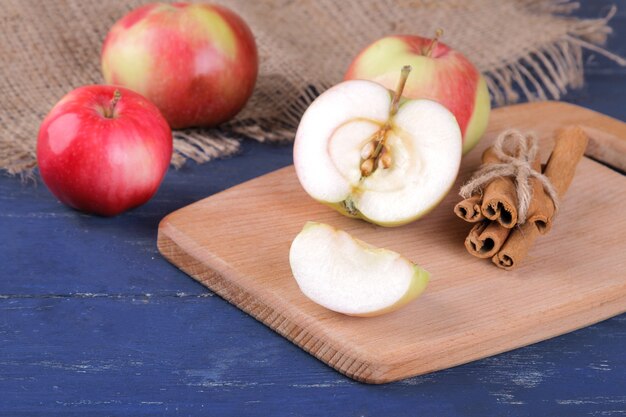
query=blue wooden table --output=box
[2,2,625,416]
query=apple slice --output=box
[294,66,462,226]
[289,222,430,317]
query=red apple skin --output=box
[345,35,491,154]
[37,85,173,216]
[101,3,258,129]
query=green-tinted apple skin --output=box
[348,265,430,317]
[345,35,491,154]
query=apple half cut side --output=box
[293,70,462,227]
[289,222,430,317]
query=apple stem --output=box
[389,65,412,118]
[104,89,122,118]
[423,28,444,58]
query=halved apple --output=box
[289,222,430,317]
[293,67,462,226]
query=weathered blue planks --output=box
[0,141,293,296]
[0,297,624,416]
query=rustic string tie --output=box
[459,129,560,225]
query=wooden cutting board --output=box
[157,102,626,384]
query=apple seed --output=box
[360,141,375,160]
[360,158,374,176]
[378,146,392,169]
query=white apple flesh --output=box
[289,222,430,317]
[294,68,462,226]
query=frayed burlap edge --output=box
[217,2,626,163]
[484,4,626,104]
[1,0,624,180]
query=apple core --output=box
[294,69,462,226]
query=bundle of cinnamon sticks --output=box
[454,126,589,270]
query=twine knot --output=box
[460,129,559,225]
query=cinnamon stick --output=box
[493,127,589,270]
[492,222,540,269]
[544,126,589,194]
[524,150,553,234]
[465,220,511,258]
[480,147,518,228]
[454,195,484,222]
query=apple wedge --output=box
[294,66,462,226]
[289,222,430,317]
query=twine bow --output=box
[460,129,559,225]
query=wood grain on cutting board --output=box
[158,101,626,384]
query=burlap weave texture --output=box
[1,0,623,176]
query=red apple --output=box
[101,2,258,129]
[37,85,172,216]
[345,33,491,154]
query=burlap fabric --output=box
[1,0,623,176]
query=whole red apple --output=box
[37,85,172,216]
[345,34,491,154]
[101,2,258,129]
